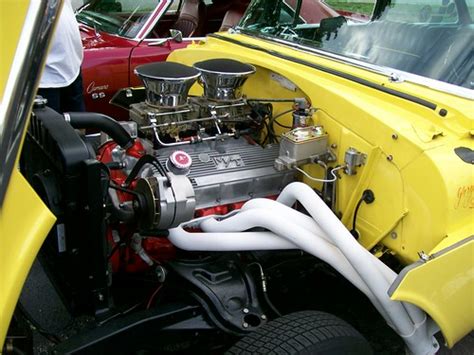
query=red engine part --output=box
[195,202,245,217]
[99,140,276,274]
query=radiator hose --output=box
[64,112,134,149]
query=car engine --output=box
[20,58,342,352]
[22,58,335,277]
[86,59,312,272]
[18,56,430,355]
[106,60,296,231]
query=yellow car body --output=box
[0,0,472,350]
[0,0,57,345]
[168,35,474,346]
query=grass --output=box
[324,1,467,23]
[326,2,375,16]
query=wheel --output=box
[226,311,372,355]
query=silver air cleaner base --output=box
[193,58,256,102]
[134,62,200,108]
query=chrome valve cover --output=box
[156,138,295,209]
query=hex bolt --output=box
[390,231,398,239]
[387,155,393,161]
[392,133,398,140]
[331,143,337,149]
[418,251,431,262]
[261,314,267,320]
[243,308,249,314]
[98,293,104,301]
[242,322,249,328]
[155,265,166,283]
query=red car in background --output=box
[77,0,251,119]
[77,0,345,119]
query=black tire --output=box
[226,311,372,355]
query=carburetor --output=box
[130,59,257,146]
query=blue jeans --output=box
[38,72,86,113]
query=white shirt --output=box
[39,0,83,88]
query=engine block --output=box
[110,59,300,231]
[156,139,295,209]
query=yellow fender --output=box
[389,236,474,347]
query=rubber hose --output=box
[65,112,134,148]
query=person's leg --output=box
[37,87,62,112]
[61,72,86,112]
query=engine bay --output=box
[93,58,337,272]
[3,0,472,350]
[18,58,435,354]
